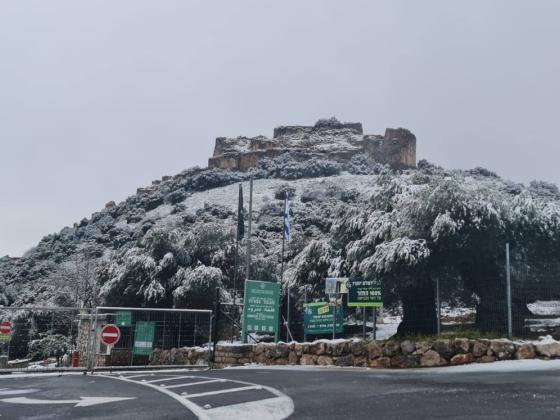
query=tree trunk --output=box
[396,276,437,336]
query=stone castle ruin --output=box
[208,118,416,171]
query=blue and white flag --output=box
[283,196,290,241]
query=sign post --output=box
[115,311,132,327]
[347,277,382,339]
[133,321,155,356]
[303,302,344,336]
[347,277,383,308]
[325,278,348,339]
[241,280,280,343]
[0,322,11,336]
[100,324,121,355]
[0,321,12,361]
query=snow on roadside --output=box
[429,359,560,374]
[527,300,560,316]
[228,359,560,374]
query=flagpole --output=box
[245,177,253,281]
[280,191,288,341]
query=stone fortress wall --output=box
[208,118,416,171]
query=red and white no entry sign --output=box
[0,321,12,335]
[100,324,121,346]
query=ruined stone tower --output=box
[208,118,416,171]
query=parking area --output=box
[0,370,293,419]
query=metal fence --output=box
[0,306,88,372]
[90,307,212,370]
[0,306,212,373]
[218,254,560,343]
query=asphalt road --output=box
[1,363,560,419]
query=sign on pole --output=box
[116,311,132,327]
[133,321,155,356]
[325,278,348,295]
[100,324,121,346]
[347,277,383,307]
[241,280,280,343]
[304,302,344,335]
[0,322,11,335]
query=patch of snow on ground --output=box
[527,300,560,316]
[533,334,560,344]
[429,359,560,374]
[181,173,377,215]
[144,204,174,221]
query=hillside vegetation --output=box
[2,153,560,336]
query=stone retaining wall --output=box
[151,338,560,369]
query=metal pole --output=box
[332,299,337,340]
[506,242,512,338]
[193,312,198,347]
[436,278,441,335]
[286,288,291,342]
[372,308,377,340]
[211,288,220,364]
[177,313,182,348]
[303,288,307,342]
[87,308,98,372]
[245,178,253,281]
[280,192,287,284]
[362,307,366,339]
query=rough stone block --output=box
[383,340,401,357]
[368,357,391,368]
[317,355,334,366]
[515,344,536,360]
[335,354,354,367]
[420,350,447,367]
[400,340,416,355]
[300,354,316,365]
[367,341,383,359]
[472,340,489,357]
[450,353,473,365]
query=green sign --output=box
[304,302,344,335]
[0,334,11,344]
[347,277,383,307]
[242,280,280,342]
[116,311,132,327]
[133,321,155,356]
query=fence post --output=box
[87,308,98,372]
[506,242,512,338]
[362,307,366,339]
[332,301,337,340]
[436,278,441,335]
[211,288,220,366]
[303,288,307,342]
[286,288,291,342]
[372,307,377,340]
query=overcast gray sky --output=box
[1,0,559,257]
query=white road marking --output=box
[165,379,225,389]
[120,374,153,379]
[0,389,39,396]
[205,396,294,419]
[0,396,136,407]
[184,385,260,399]
[146,375,196,384]
[103,373,294,420]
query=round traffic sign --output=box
[0,321,12,335]
[100,324,121,346]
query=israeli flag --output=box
[283,196,290,241]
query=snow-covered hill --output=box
[2,131,560,339]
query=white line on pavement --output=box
[146,375,196,384]
[102,373,294,420]
[184,385,260,399]
[164,379,225,389]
